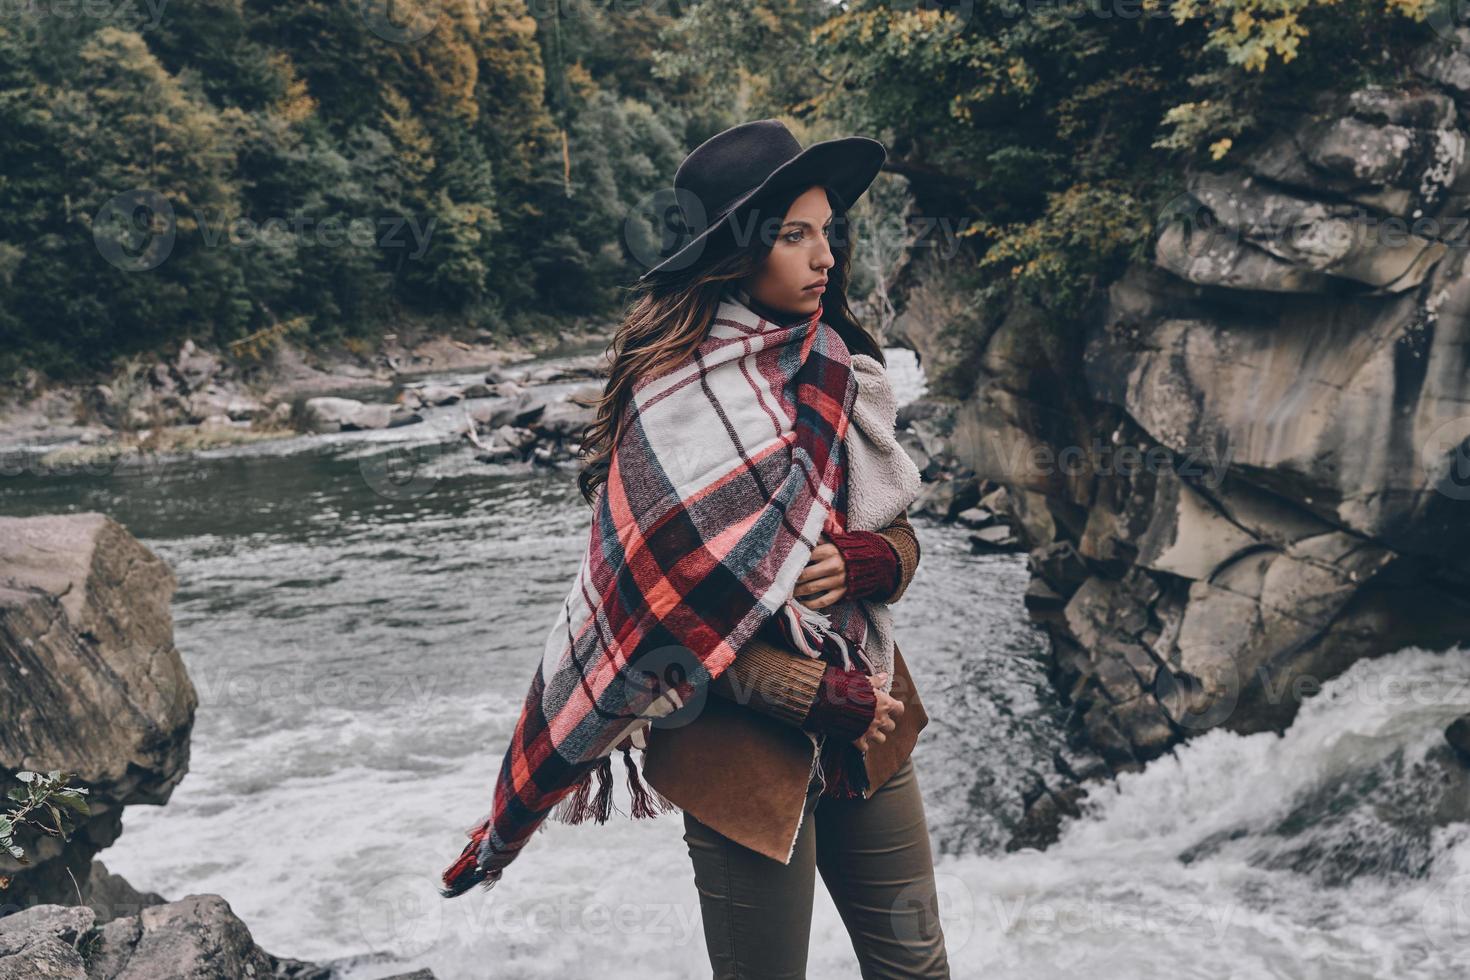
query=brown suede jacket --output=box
[640,510,929,862]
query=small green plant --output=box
[0,771,91,879]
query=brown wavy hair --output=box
[575,184,886,506]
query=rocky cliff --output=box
[897,30,1470,847]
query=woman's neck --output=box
[728,284,811,327]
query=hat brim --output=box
[638,136,886,283]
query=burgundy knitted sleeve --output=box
[800,665,877,741]
[826,528,900,600]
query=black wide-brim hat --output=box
[638,118,887,282]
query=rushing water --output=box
[2,349,1467,978]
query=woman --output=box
[441,119,950,978]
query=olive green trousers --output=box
[681,755,951,979]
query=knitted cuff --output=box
[828,529,900,600]
[801,665,877,741]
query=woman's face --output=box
[744,185,834,317]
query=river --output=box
[2,347,1467,978]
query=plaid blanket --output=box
[440,286,866,897]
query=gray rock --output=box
[0,904,91,980]
[896,429,932,477]
[954,506,995,528]
[414,384,463,407]
[968,526,1020,552]
[386,410,424,429]
[82,861,165,926]
[529,398,594,440]
[0,514,197,906]
[0,894,402,980]
[1446,714,1470,765]
[173,340,221,395]
[299,397,393,433]
[86,894,275,980]
[185,387,263,424]
[490,425,536,453]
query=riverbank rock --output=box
[0,896,439,980]
[298,396,421,433]
[467,385,598,468]
[904,45,1470,850]
[0,514,197,909]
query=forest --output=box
[0,0,1437,382]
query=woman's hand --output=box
[794,533,847,610]
[852,671,902,752]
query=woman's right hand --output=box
[852,671,903,752]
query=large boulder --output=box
[0,514,197,909]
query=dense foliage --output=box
[0,0,1439,382]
